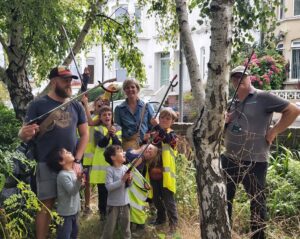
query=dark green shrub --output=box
[0,103,22,151]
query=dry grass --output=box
[78,208,201,239]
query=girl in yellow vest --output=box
[82,95,110,215]
[149,108,179,235]
[125,144,159,234]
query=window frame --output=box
[291,40,300,80]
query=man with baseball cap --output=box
[19,65,88,239]
[221,65,300,239]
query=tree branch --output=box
[62,0,105,66]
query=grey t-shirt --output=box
[25,95,87,162]
[57,170,81,216]
[105,165,130,206]
[224,89,289,162]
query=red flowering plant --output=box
[244,50,287,90]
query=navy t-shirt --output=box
[25,95,87,162]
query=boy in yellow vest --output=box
[150,108,178,235]
[89,105,122,221]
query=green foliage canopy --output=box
[0,0,146,84]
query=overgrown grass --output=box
[232,145,300,239]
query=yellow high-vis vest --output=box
[162,141,177,193]
[83,115,99,166]
[89,124,122,184]
[129,167,150,225]
[144,164,153,199]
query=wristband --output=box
[74,158,81,164]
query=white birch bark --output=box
[176,0,234,238]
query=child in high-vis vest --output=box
[150,108,179,235]
[125,144,159,234]
[89,105,122,221]
[101,145,132,239]
[81,95,108,215]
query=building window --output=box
[295,0,300,16]
[70,57,82,80]
[115,60,127,82]
[160,52,170,86]
[200,47,206,80]
[276,43,284,55]
[291,40,300,79]
[86,57,95,84]
[114,5,128,22]
[134,6,142,34]
[279,0,285,19]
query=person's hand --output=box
[81,95,88,107]
[127,172,133,183]
[225,112,233,124]
[108,125,116,137]
[77,170,85,185]
[73,162,83,175]
[150,118,159,126]
[19,124,40,141]
[143,132,151,142]
[122,172,131,183]
[144,182,151,190]
[265,127,278,145]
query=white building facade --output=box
[78,0,211,100]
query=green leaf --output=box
[0,173,5,191]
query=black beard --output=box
[55,86,71,98]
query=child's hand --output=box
[143,132,151,142]
[122,172,132,183]
[150,118,159,126]
[73,163,83,175]
[108,126,116,137]
[76,171,85,185]
[81,95,88,107]
[127,172,133,183]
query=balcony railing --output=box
[271,90,300,101]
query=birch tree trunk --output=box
[175,0,205,114]
[176,0,233,238]
[4,11,33,121]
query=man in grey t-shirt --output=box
[19,66,88,239]
[222,65,300,239]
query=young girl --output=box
[47,148,83,239]
[125,144,159,234]
[150,108,179,235]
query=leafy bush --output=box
[0,103,22,151]
[246,49,287,90]
[238,48,287,90]
[267,147,300,218]
[175,136,199,219]
[0,149,61,238]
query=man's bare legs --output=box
[36,198,55,239]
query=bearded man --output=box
[19,66,88,239]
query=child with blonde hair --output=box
[150,107,179,235]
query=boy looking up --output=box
[101,145,132,239]
[47,148,83,239]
